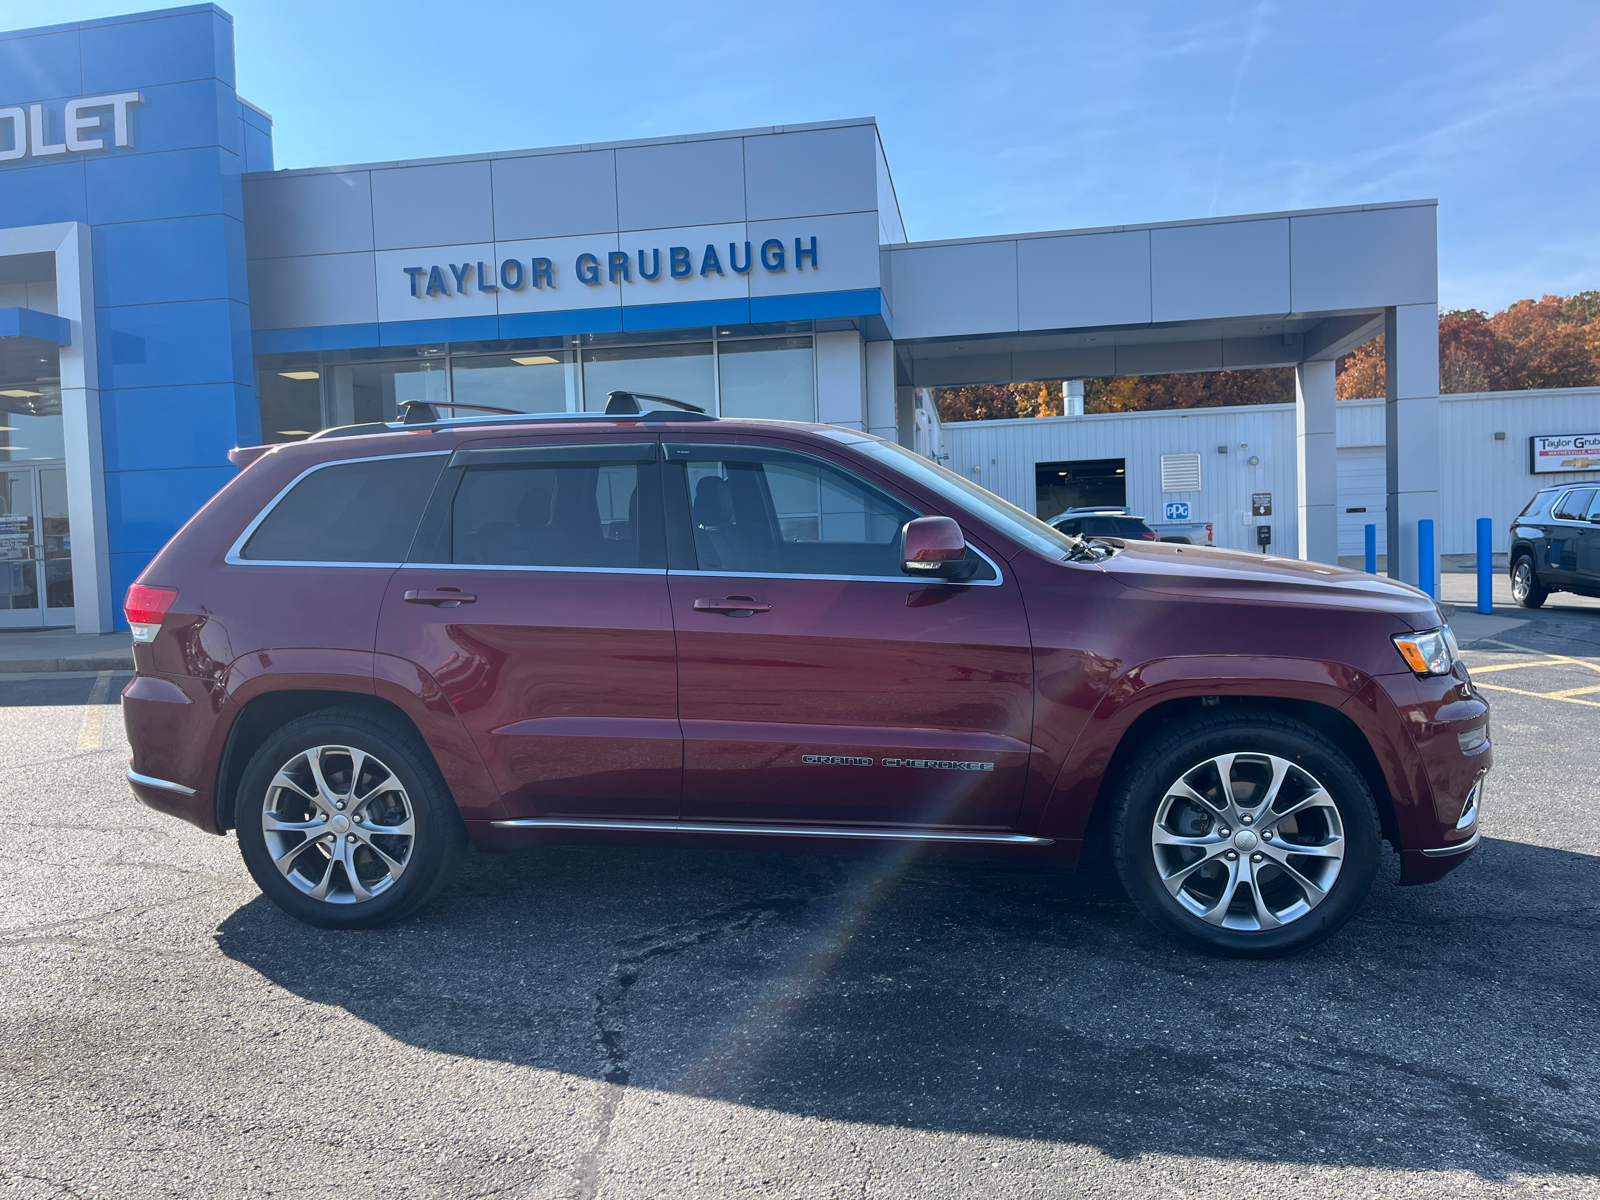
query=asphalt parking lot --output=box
[2,596,1598,1199]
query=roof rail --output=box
[306,402,718,441]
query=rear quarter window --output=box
[239,454,446,563]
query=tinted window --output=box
[241,454,444,563]
[1553,489,1596,520]
[446,448,663,570]
[1112,517,1155,537]
[1516,492,1552,520]
[1080,517,1122,536]
[672,445,914,578]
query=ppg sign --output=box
[1164,501,1191,521]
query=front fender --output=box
[1031,654,1369,844]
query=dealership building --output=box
[0,3,1591,634]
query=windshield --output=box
[849,437,1077,559]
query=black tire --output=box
[235,707,463,929]
[1110,709,1382,958]
[1510,555,1548,609]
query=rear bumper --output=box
[126,767,219,833]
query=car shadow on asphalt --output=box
[214,836,1600,1180]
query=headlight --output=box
[1392,625,1457,676]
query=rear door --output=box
[1548,488,1595,581]
[1579,490,1600,584]
[662,439,1034,830]
[375,438,681,818]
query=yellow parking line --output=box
[1475,682,1600,708]
[76,670,113,751]
[1547,685,1600,699]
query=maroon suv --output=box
[122,399,1488,955]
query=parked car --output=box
[1508,483,1600,607]
[122,397,1488,956]
[1048,507,1160,540]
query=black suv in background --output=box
[1047,508,1159,541]
[1509,484,1600,607]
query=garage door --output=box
[1338,447,1387,557]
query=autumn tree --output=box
[934,382,1061,422]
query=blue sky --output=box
[7,0,1599,312]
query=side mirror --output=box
[902,516,977,581]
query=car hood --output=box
[1094,540,1445,628]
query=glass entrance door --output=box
[0,465,73,629]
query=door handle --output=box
[404,589,477,607]
[693,595,771,616]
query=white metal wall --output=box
[943,405,1302,557]
[939,386,1600,560]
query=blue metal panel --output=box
[92,214,248,307]
[0,159,87,225]
[0,28,82,105]
[241,116,273,172]
[100,383,245,471]
[751,288,884,324]
[624,298,748,333]
[378,315,500,346]
[86,146,244,224]
[105,463,237,555]
[252,324,381,356]
[97,298,252,390]
[0,308,72,344]
[128,78,244,156]
[497,309,624,340]
[80,8,233,92]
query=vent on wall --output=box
[1160,453,1202,492]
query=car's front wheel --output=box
[235,707,463,929]
[1510,555,1548,608]
[1111,710,1381,957]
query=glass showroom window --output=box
[451,350,578,413]
[257,363,322,444]
[717,336,814,422]
[582,343,714,412]
[325,359,448,426]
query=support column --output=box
[1384,304,1441,587]
[864,340,897,443]
[1294,359,1338,565]
[814,330,866,430]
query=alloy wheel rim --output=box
[1513,561,1531,600]
[1151,751,1345,931]
[262,745,415,904]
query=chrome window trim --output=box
[665,546,1005,588]
[126,767,196,796]
[224,450,452,567]
[489,816,1050,845]
[400,562,668,576]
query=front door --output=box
[663,440,1034,830]
[1548,487,1595,581]
[0,465,73,629]
[376,439,681,818]
[1577,489,1600,584]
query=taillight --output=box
[1205,523,1214,545]
[125,583,178,643]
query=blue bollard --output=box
[1419,519,1435,599]
[1364,524,1377,575]
[1477,518,1493,614]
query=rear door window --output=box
[1112,517,1155,537]
[412,442,664,570]
[239,453,446,563]
[1553,489,1596,520]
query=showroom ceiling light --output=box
[278,371,319,380]
[511,355,559,365]
[0,389,41,398]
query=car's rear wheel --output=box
[235,708,463,929]
[1111,710,1381,957]
[1511,555,1548,608]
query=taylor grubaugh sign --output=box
[403,237,820,298]
[1529,434,1600,474]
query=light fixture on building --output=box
[511,355,559,366]
[278,371,319,381]
[1494,431,1507,440]
[1217,445,1228,454]
[1248,455,1260,466]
